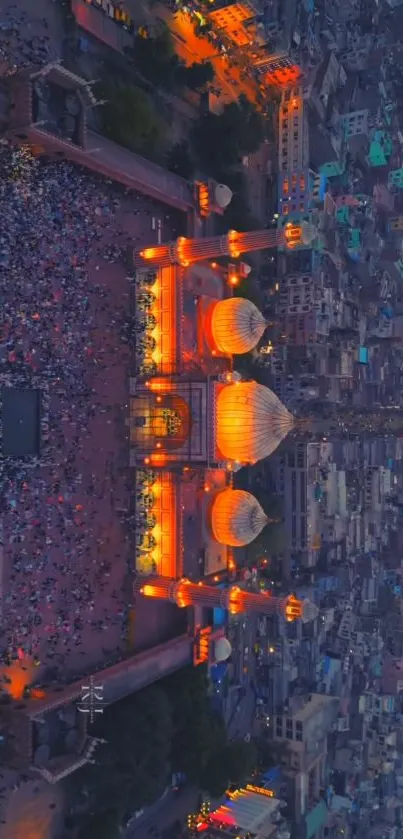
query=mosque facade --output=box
[131,224,318,630]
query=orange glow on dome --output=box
[210,298,267,355]
[211,489,268,547]
[216,380,294,465]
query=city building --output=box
[341,108,370,156]
[388,168,403,190]
[208,1,256,48]
[276,272,333,345]
[278,169,324,222]
[254,53,303,89]
[278,88,309,174]
[273,693,338,822]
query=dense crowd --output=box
[0,4,59,75]
[0,142,138,689]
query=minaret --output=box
[135,576,318,623]
[133,223,317,268]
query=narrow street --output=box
[127,0,261,108]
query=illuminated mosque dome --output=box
[216,381,294,465]
[210,298,266,355]
[214,183,233,209]
[211,488,268,547]
[214,636,232,662]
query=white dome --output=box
[211,488,268,547]
[211,298,266,355]
[215,183,233,209]
[301,221,318,245]
[215,637,232,662]
[216,381,294,465]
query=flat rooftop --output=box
[2,387,40,457]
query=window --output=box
[286,718,293,739]
[300,175,305,190]
[294,131,299,140]
[300,203,305,212]
[283,204,289,215]
[296,721,303,737]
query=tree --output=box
[163,667,257,797]
[97,81,165,157]
[176,61,214,91]
[219,190,260,233]
[201,739,257,796]
[192,95,265,174]
[167,141,195,179]
[78,809,120,839]
[75,685,173,813]
[224,739,257,784]
[164,665,226,781]
[130,26,179,88]
[247,522,286,562]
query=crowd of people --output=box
[0,142,158,694]
[0,4,59,75]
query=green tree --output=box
[163,667,257,796]
[98,81,165,157]
[167,140,195,179]
[78,808,120,839]
[176,60,214,90]
[192,94,264,173]
[164,666,226,781]
[76,685,173,813]
[244,521,286,566]
[130,26,178,87]
[219,190,260,232]
[201,739,257,796]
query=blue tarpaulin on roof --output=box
[263,766,281,783]
[210,661,228,683]
[213,607,226,626]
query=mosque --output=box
[131,220,319,630]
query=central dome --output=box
[211,488,268,547]
[211,298,266,355]
[216,381,294,464]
